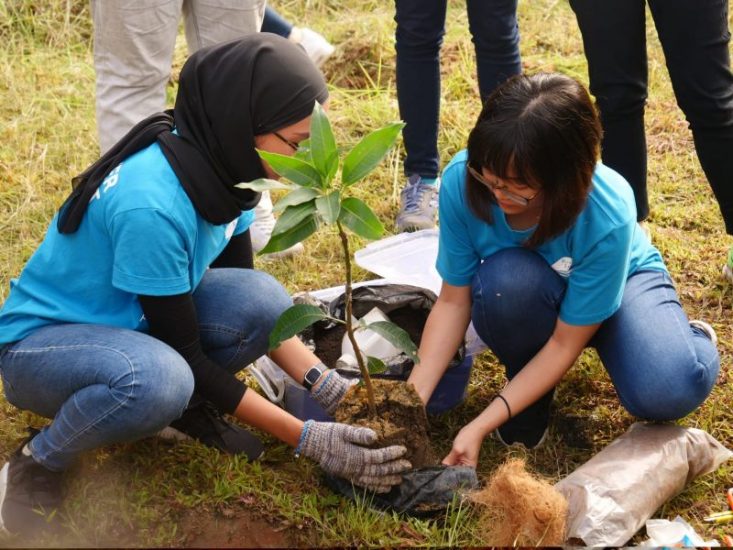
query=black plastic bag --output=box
[324,466,479,518]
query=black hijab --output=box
[57,33,329,233]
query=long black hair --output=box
[57,33,328,234]
[466,72,602,247]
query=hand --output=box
[297,420,412,493]
[310,369,354,415]
[442,423,484,467]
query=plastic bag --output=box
[555,422,733,547]
[324,466,479,518]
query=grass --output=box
[0,0,731,546]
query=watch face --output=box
[305,368,321,385]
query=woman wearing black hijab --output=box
[0,35,410,536]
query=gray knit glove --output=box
[310,369,354,415]
[296,420,411,493]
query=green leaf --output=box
[235,178,295,192]
[259,213,318,255]
[294,138,312,163]
[316,190,341,225]
[257,149,322,188]
[268,304,328,350]
[273,187,320,213]
[309,102,338,186]
[342,122,405,186]
[366,356,387,375]
[364,320,419,363]
[338,197,384,240]
[272,200,317,236]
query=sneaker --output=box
[723,245,733,283]
[395,175,439,233]
[159,403,265,460]
[0,430,64,535]
[689,319,718,346]
[292,27,335,67]
[251,191,304,259]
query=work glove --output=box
[310,369,354,415]
[297,420,411,493]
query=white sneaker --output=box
[689,320,718,346]
[251,191,304,259]
[293,27,335,67]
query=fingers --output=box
[360,457,412,477]
[362,444,407,464]
[341,424,378,445]
[442,449,460,466]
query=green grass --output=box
[0,0,731,546]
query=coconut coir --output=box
[469,458,568,546]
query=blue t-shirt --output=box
[0,142,254,344]
[436,150,666,326]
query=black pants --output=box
[570,0,733,232]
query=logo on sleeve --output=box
[551,256,573,277]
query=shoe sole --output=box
[494,426,549,450]
[0,462,9,534]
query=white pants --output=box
[92,0,266,153]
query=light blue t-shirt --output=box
[0,142,254,344]
[436,150,666,326]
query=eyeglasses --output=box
[273,132,299,152]
[467,165,540,206]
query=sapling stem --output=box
[337,220,377,416]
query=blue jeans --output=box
[569,0,733,229]
[261,6,293,38]
[0,268,292,471]
[394,0,521,179]
[471,248,719,428]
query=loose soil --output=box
[180,507,296,548]
[334,379,437,469]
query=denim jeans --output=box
[394,0,521,179]
[470,248,720,429]
[569,0,733,230]
[261,6,293,38]
[0,268,292,471]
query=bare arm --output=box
[407,282,472,404]
[444,319,600,466]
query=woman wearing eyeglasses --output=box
[406,72,720,466]
[0,34,408,536]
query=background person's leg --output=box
[650,0,733,237]
[91,0,182,153]
[183,0,264,51]
[470,248,567,448]
[569,0,650,221]
[466,0,521,103]
[592,270,719,421]
[393,0,447,232]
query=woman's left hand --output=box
[442,423,485,467]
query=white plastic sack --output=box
[555,422,732,547]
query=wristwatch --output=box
[302,363,327,391]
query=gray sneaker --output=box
[395,175,439,233]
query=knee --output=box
[395,21,444,55]
[473,249,557,306]
[619,359,718,421]
[594,84,647,119]
[244,271,292,329]
[129,350,194,431]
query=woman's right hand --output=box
[297,420,412,493]
[442,423,484,467]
